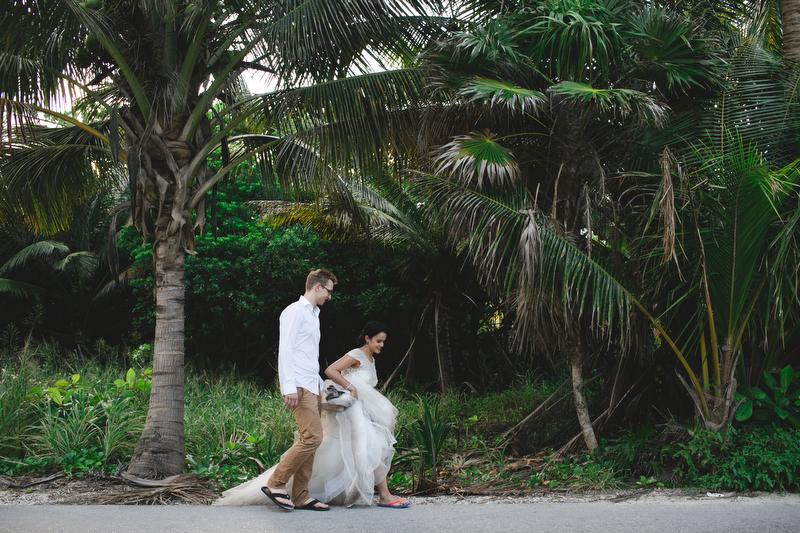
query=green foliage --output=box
[28,366,150,465]
[0,455,61,476]
[0,347,150,473]
[61,446,112,478]
[673,426,800,492]
[736,366,800,429]
[0,354,40,457]
[540,455,625,491]
[596,424,677,479]
[635,476,664,488]
[184,372,294,488]
[459,373,559,424]
[386,470,413,491]
[404,396,455,484]
[4,353,800,494]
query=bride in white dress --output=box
[216,322,408,508]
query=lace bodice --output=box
[341,348,378,388]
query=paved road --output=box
[2,497,799,533]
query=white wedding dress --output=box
[215,349,398,507]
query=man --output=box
[262,269,337,511]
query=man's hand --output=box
[284,393,298,409]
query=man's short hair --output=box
[306,269,338,291]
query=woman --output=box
[216,322,408,508]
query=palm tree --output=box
[783,1,800,59]
[411,0,725,450]
[634,16,800,427]
[644,138,799,428]
[1,0,442,477]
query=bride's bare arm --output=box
[325,355,359,399]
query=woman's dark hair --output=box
[356,321,386,345]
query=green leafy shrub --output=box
[596,424,678,479]
[735,365,800,429]
[460,372,560,424]
[1,360,150,474]
[0,455,60,476]
[61,446,114,477]
[674,426,800,491]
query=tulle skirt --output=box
[215,375,398,507]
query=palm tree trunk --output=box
[570,341,598,451]
[127,216,186,478]
[783,0,800,60]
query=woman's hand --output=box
[349,386,358,400]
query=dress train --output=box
[215,372,397,507]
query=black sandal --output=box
[296,498,330,511]
[261,486,294,511]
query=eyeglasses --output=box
[319,284,334,295]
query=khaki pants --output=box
[268,388,322,504]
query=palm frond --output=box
[458,77,546,114]
[245,68,432,183]
[0,278,42,299]
[54,250,100,278]
[521,1,625,83]
[432,131,519,189]
[626,6,725,95]
[0,1,84,105]
[696,138,800,339]
[549,82,669,127]
[261,0,443,84]
[0,241,70,274]
[0,121,124,234]
[661,40,800,168]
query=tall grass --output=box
[0,353,40,457]
[183,372,294,484]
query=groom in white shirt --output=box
[262,269,337,511]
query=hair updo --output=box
[356,321,386,345]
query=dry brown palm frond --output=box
[659,148,680,269]
[89,484,217,505]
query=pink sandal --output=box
[378,498,409,508]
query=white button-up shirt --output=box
[278,296,325,396]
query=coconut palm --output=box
[634,18,800,428]
[641,138,800,428]
[0,0,443,477]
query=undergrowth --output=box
[1,341,798,494]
